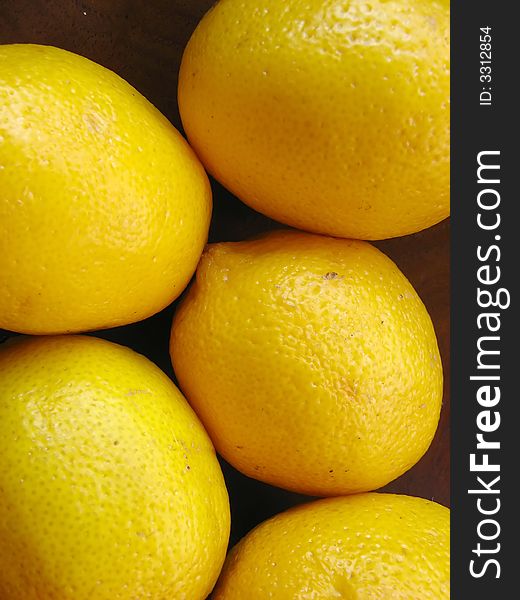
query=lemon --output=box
[178,0,449,240]
[0,335,230,600]
[170,230,443,496]
[213,493,450,599]
[0,44,211,335]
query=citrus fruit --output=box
[213,493,450,599]
[178,0,449,240]
[170,230,443,496]
[0,44,211,335]
[0,335,230,600]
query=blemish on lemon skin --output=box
[426,16,438,31]
[136,530,157,539]
[126,389,151,397]
[323,272,339,280]
[83,112,107,134]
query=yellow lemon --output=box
[179,0,449,240]
[213,493,450,599]
[170,230,443,496]
[0,44,211,334]
[0,335,230,600]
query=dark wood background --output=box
[0,0,450,547]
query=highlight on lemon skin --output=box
[0,43,212,335]
[0,334,230,600]
[178,0,450,240]
[170,229,443,497]
[212,493,450,599]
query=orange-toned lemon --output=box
[179,0,449,240]
[170,230,443,496]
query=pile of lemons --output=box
[0,1,449,598]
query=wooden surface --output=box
[0,0,450,547]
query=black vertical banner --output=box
[451,1,516,597]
